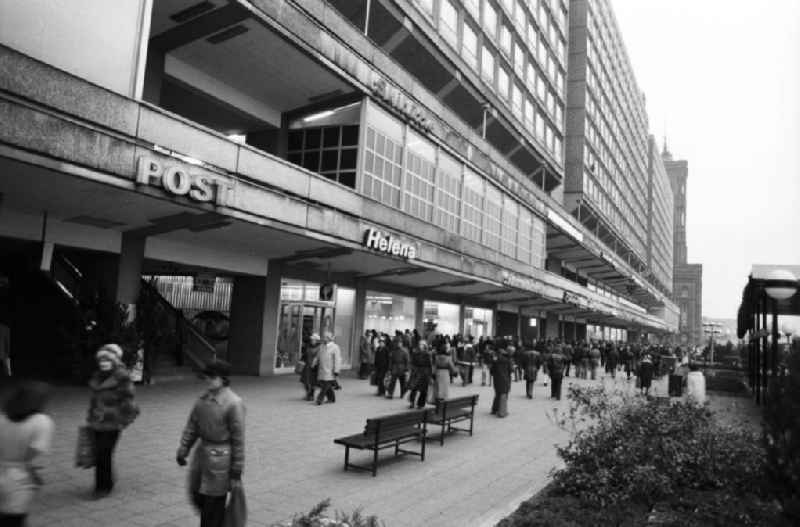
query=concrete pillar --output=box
[116,233,145,304]
[227,262,281,376]
[415,296,425,334]
[545,312,560,339]
[458,301,466,335]
[352,280,367,367]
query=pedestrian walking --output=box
[433,344,457,402]
[386,339,410,399]
[301,334,321,401]
[86,343,139,498]
[520,347,540,399]
[313,331,341,405]
[638,354,655,396]
[0,380,53,526]
[547,351,566,400]
[588,342,601,380]
[606,344,619,379]
[490,344,512,417]
[407,341,433,409]
[176,360,245,527]
[373,336,390,397]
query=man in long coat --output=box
[490,344,513,417]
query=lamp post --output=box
[764,269,798,384]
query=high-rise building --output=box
[0,0,677,379]
[647,136,673,295]
[664,145,703,347]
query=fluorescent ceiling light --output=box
[303,110,334,122]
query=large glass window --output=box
[461,168,484,244]
[464,0,480,21]
[513,40,525,77]
[501,197,519,257]
[364,292,416,335]
[439,0,459,48]
[424,300,460,337]
[464,306,493,338]
[497,67,510,100]
[518,206,534,264]
[531,213,545,267]
[462,22,479,69]
[499,24,512,56]
[482,183,502,251]
[436,151,462,233]
[362,126,403,207]
[403,130,436,222]
[481,45,496,86]
[483,2,498,38]
[511,83,523,114]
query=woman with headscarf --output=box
[177,359,245,527]
[433,343,457,402]
[0,381,53,526]
[86,343,139,498]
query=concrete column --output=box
[458,301,466,335]
[116,233,145,304]
[545,312,560,339]
[415,296,425,334]
[352,280,367,368]
[227,262,281,376]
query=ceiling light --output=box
[303,110,335,123]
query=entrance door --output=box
[276,302,336,373]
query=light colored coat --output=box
[686,371,707,405]
[314,342,341,381]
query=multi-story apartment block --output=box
[647,136,673,295]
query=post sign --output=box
[363,228,417,259]
[193,272,216,293]
[136,156,234,206]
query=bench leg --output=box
[372,447,379,477]
[440,422,445,446]
[344,446,350,471]
[470,413,474,436]
[421,432,426,461]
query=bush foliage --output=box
[272,499,385,527]
[548,385,765,508]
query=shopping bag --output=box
[75,425,95,468]
[294,360,305,375]
[224,482,247,527]
[369,371,377,386]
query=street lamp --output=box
[764,269,798,301]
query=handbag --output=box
[294,360,306,375]
[75,425,95,468]
[369,371,377,386]
[224,482,247,527]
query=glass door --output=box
[276,303,302,372]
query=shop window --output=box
[365,292,416,335]
[362,126,403,208]
[464,306,493,338]
[483,183,502,251]
[436,152,462,233]
[334,287,355,367]
[424,300,460,336]
[460,168,484,244]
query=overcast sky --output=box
[611,0,800,322]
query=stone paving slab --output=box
[27,372,670,527]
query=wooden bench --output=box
[333,409,429,476]
[425,394,479,446]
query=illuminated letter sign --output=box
[363,228,417,259]
[136,156,234,206]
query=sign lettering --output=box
[136,156,234,206]
[364,228,417,259]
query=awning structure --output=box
[736,265,800,404]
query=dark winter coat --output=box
[490,354,512,394]
[87,367,139,431]
[374,345,390,371]
[520,349,541,380]
[547,353,566,377]
[390,347,410,375]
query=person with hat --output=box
[86,343,139,498]
[301,334,321,401]
[176,359,245,527]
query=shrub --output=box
[272,499,385,527]
[548,385,766,509]
[763,349,800,522]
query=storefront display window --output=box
[423,301,459,337]
[364,291,416,335]
[464,307,493,338]
[334,287,355,367]
[277,280,336,372]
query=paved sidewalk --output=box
[29,372,622,527]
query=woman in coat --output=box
[521,347,540,399]
[301,334,321,401]
[86,343,138,498]
[407,341,433,409]
[433,344,457,402]
[177,360,245,527]
[638,354,655,396]
[490,345,513,417]
[0,381,53,526]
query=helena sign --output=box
[136,156,234,206]
[363,228,417,259]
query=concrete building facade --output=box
[0,0,678,380]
